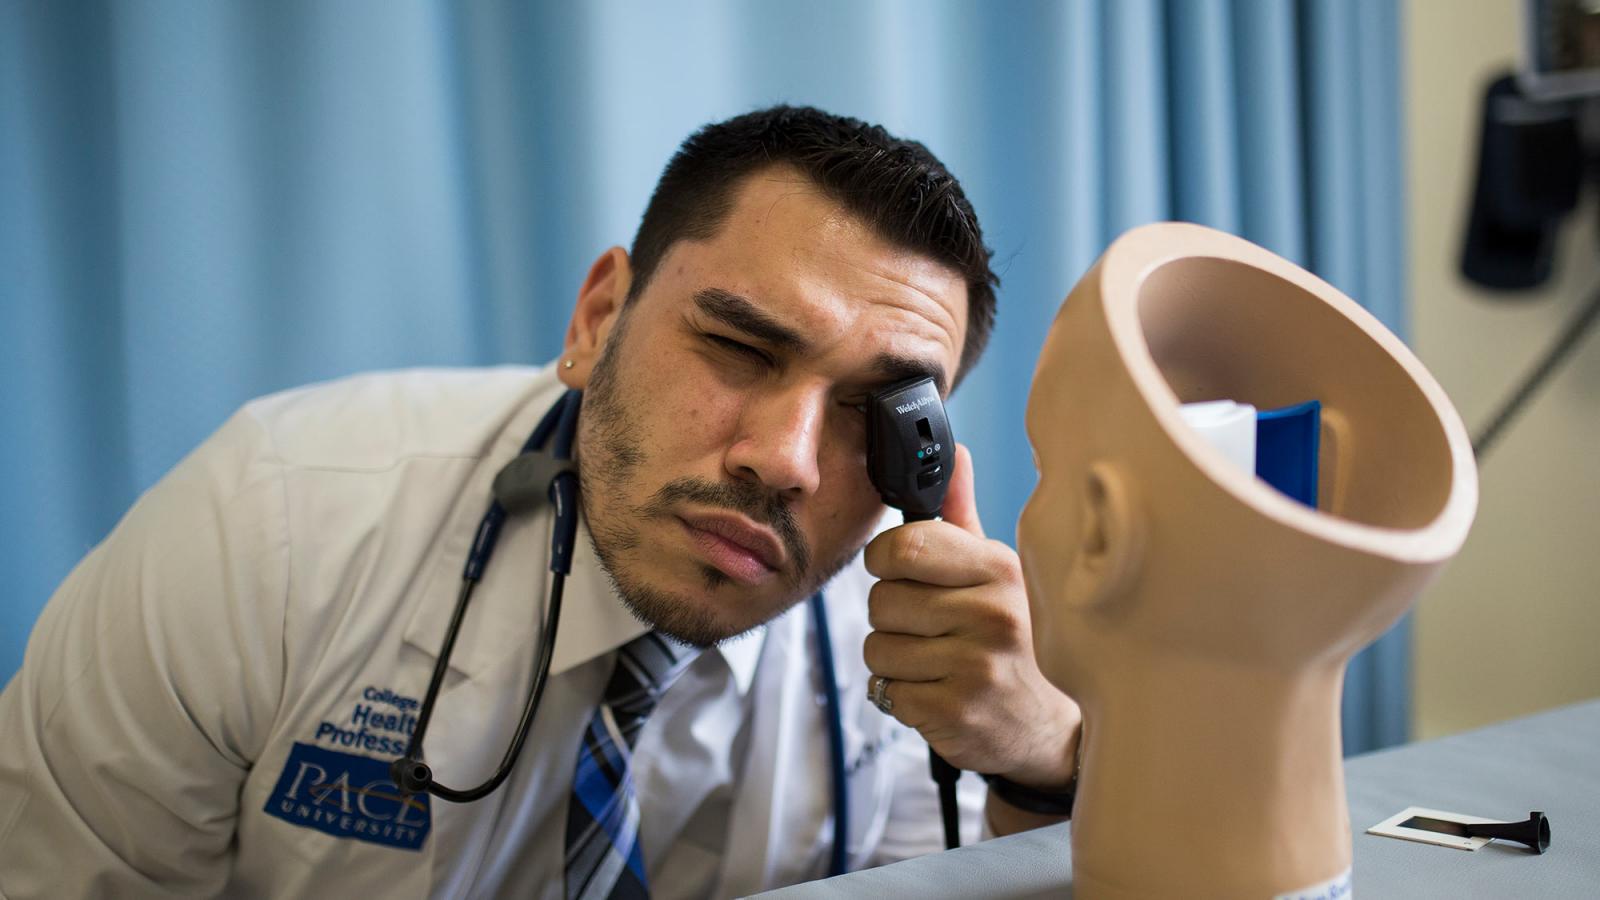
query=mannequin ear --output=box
[560,246,634,389]
[1063,461,1144,610]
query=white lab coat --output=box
[0,364,981,899]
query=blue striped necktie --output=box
[565,631,698,900]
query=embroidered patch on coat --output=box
[264,742,431,850]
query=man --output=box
[0,106,1081,898]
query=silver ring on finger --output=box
[869,674,894,714]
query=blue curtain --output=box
[0,0,1408,753]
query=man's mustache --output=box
[639,477,812,580]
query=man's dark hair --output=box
[627,105,998,389]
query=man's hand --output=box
[863,443,1082,832]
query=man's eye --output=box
[706,334,772,366]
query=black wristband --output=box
[980,772,1076,818]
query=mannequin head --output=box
[1018,223,1477,705]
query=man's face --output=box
[578,168,969,646]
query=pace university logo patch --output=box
[264,742,431,850]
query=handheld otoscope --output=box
[864,376,963,851]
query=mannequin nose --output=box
[725,391,824,497]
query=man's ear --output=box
[560,246,634,389]
[1063,461,1143,610]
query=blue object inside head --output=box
[1255,401,1321,508]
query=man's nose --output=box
[724,386,825,498]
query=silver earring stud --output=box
[562,359,575,370]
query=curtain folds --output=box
[0,0,1409,752]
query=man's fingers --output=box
[868,678,967,746]
[866,578,1024,640]
[939,443,986,539]
[863,521,1011,586]
[867,579,961,636]
[862,631,958,682]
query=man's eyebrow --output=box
[693,288,809,354]
[693,286,950,394]
[869,354,949,398]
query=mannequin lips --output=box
[676,513,783,584]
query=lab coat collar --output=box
[397,447,651,683]
[400,370,567,685]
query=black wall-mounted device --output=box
[1455,4,1600,457]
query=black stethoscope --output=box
[390,390,852,878]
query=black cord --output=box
[393,392,579,802]
[934,761,961,849]
[392,578,481,794]
[1473,278,1600,458]
[900,510,964,850]
[394,570,566,801]
[437,572,565,802]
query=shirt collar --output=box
[716,627,765,696]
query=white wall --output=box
[1406,0,1600,739]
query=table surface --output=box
[754,699,1600,898]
